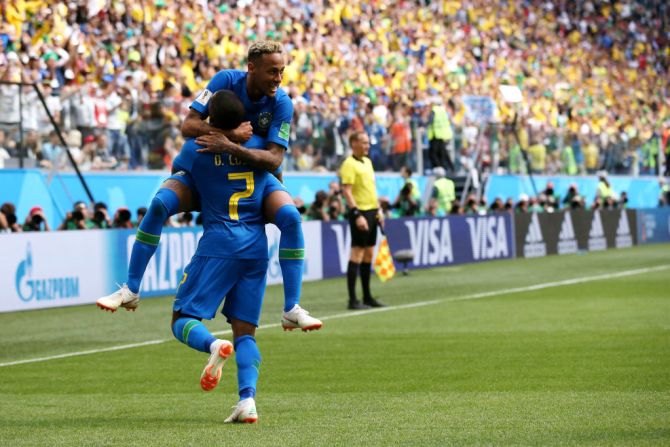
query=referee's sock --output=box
[127,188,180,294]
[347,261,360,303]
[172,316,216,354]
[360,262,373,300]
[234,335,261,400]
[275,204,304,312]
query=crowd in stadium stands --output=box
[0,0,669,176]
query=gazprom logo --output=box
[15,243,80,302]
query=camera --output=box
[93,210,106,223]
[72,210,84,221]
[31,214,43,226]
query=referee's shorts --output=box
[349,208,379,247]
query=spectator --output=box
[0,129,11,168]
[389,107,413,171]
[40,131,65,169]
[22,206,50,232]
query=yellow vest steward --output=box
[427,105,453,141]
[434,178,456,212]
[340,155,378,211]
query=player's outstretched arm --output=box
[182,109,253,143]
[196,133,283,172]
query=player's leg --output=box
[360,211,385,308]
[171,256,235,392]
[96,177,196,312]
[263,183,322,331]
[222,259,266,424]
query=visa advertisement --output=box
[320,214,515,278]
[637,208,670,244]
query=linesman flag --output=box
[374,236,395,282]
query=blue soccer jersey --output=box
[191,69,293,150]
[172,136,286,260]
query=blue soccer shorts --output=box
[173,256,268,326]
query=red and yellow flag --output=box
[374,237,395,282]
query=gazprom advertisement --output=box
[0,231,108,312]
[321,213,515,278]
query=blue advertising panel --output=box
[321,214,515,278]
[637,208,670,244]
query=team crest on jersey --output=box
[258,112,272,130]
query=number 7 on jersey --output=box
[228,172,254,220]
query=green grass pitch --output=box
[0,244,668,446]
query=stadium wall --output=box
[0,170,660,226]
[485,175,660,208]
[0,209,665,313]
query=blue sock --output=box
[172,317,217,354]
[235,335,261,400]
[127,188,180,293]
[274,205,304,312]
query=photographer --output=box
[1,202,22,232]
[58,201,94,230]
[392,182,419,217]
[22,207,51,232]
[112,207,134,229]
[92,202,113,229]
[306,190,329,221]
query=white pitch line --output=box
[1,264,667,368]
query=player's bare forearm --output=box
[181,111,224,138]
[195,135,283,172]
[224,143,283,172]
[182,110,253,142]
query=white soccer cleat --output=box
[281,304,323,332]
[224,397,258,424]
[96,284,140,312]
[200,339,234,392]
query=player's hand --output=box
[356,215,368,231]
[227,121,252,143]
[195,133,236,153]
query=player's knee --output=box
[153,188,181,217]
[273,204,301,230]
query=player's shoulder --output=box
[273,88,292,108]
[181,138,202,152]
[209,69,246,89]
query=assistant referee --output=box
[340,131,386,310]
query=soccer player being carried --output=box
[168,89,288,423]
[97,41,321,332]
